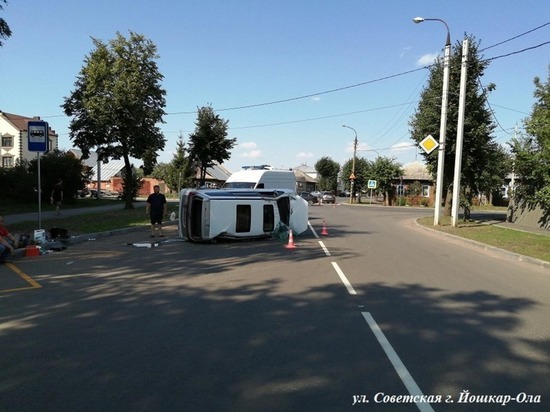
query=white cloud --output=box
[391,141,416,152]
[295,152,314,163]
[400,46,412,58]
[239,141,257,149]
[417,53,439,66]
[311,96,321,102]
[242,150,262,159]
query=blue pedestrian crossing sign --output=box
[27,121,49,152]
[367,180,377,189]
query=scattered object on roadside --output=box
[87,238,96,241]
[66,261,74,265]
[33,229,46,244]
[159,238,185,244]
[14,233,31,248]
[25,245,41,257]
[48,241,66,252]
[170,211,176,221]
[127,242,159,248]
[49,228,70,240]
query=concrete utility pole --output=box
[451,39,469,227]
[342,125,358,204]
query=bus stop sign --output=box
[28,121,49,152]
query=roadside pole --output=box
[27,120,49,230]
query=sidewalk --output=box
[3,201,179,259]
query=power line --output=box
[45,24,550,123]
[480,21,550,52]
[228,102,418,130]
[483,41,550,63]
[166,67,428,115]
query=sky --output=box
[1,0,549,173]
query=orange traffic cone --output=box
[284,229,297,249]
[321,220,329,236]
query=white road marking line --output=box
[318,241,331,256]
[362,312,435,412]
[331,262,357,295]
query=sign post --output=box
[27,121,49,229]
[367,180,377,205]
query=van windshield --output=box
[222,182,256,189]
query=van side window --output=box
[236,205,252,233]
[256,183,264,188]
[263,205,274,231]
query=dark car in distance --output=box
[320,191,336,204]
[298,192,320,205]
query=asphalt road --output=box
[0,204,548,411]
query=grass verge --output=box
[417,216,550,263]
[8,204,179,237]
[0,197,125,215]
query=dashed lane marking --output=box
[362,312,435,412]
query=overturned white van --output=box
[178,188,308,242]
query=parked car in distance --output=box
[298,192,319,205]
[320,191,336,204]
[88,189,122,199]
[339,190,351,197]
[78,188,90,198]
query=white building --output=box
[0,111,59,167]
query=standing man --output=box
[50,178,64,216]
[146,185,167,238]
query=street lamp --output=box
[342,124,358,204]
[358,149,380,159]
[413,16,451,225]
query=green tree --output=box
[121,165,143,201]
[151,162,171,184]
[159,134,195,192]
[314,156,340,191]
[0,160,35,202]
[341,157,372,198]
[409,34,507,214]
[510,66,550,212]
[62,31,167,209]
[28,150,90,204]
[188,105,236,187]
[369,156,403,205]
[0,0,11,47]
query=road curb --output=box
[414,218,550,270]
[12,221,179,259]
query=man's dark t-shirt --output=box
[147,193,167,216]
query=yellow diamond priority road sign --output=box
[419,134,439,154]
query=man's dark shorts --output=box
[150,214,163,225]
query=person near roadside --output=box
[146,185,167,238]
[0,215,16,263]
[50,178,64,215]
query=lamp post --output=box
[413,16,451,225]
[358,149,380,159]
[342,124,358,204]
